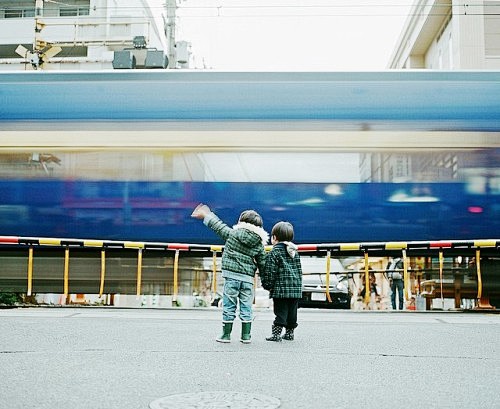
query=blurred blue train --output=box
[0,70,499,244]
[0,179,498,244]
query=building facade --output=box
[389,0,500,69]
[361,1,500,184]
[0,0,171,70]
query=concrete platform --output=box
[0,307,499,409]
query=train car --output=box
[1,70,499,307]
[1,70,499,244]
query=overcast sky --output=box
[156,0,414,70]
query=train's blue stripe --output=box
[0,180,498,244]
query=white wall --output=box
[425,19,454,69]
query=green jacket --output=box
[261,242,303,299]
[204,213,268,280]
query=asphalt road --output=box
[0,307,499,409]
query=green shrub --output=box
[0,292,22,305]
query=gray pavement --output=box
[0,307,499,409]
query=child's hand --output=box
[191,203,211,219]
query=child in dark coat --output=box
[260,221,303,341]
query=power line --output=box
[1,2,497,18]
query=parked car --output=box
[299,257,351,309]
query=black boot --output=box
[266,324,283,342]
[283,328,294,341]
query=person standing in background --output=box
[387,257,405,310]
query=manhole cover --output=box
[150,391,281,409]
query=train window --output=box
[193,152,360,182]
[462,168,500,195]
[0,150,497,185]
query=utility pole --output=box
[33,0,44,66]
[35,0,43,16]
[165,0,177,68]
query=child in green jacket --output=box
[192,203,268,343]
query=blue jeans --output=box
[391,279,404,310]
[222,278,254,322]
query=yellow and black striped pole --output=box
[325,251,332,303]
[27,247,33,297]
